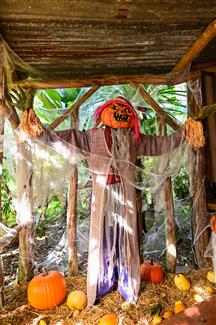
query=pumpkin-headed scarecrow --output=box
[19,97,203,306]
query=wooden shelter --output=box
[1,2,216,324]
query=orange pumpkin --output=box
[27,268,67,310]
[140,262,164,284]
[101,101,135,129]
[140,262,152,282]
[98,314,118,325]
[150,264,165,284]
[210,215,216,233]
[163,311,173,319]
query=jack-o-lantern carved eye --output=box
[101,102,135,129]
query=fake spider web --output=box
[0,39,214,288]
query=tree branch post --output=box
[188,78,211,267]
[67,107,79,276]
[157,117,176,273]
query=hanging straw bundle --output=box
[183,118,205,149]
[19,108,44,137]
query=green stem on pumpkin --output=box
[38,266,49,276]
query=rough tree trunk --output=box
[67,166,78,275]
[188,78,211,268]
[67,112,79,275]
[157,118,176,273]
[0,47,5,306]
[16,142,34,283]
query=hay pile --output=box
[0,269,215,325]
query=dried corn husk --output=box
[183,118,205,149]
[19,108,44,137]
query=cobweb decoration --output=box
[0,39,213,277]
[3,122,200,275]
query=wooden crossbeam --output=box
[172,19,216,73]
[10,69,200,90]
[48,86,100,130]
[131,83,181,130]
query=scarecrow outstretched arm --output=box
[18,108,91,154]
[137,128,183,156]
[47,129,91,154]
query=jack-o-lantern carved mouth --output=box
[114,112,129,122]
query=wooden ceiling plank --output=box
[172,19,216,73]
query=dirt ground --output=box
[0,270,215,325]
[0,207,211,325]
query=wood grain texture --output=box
[0,1,216,79]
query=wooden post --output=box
[131,83,181,131]
[16,141,35,283]
[0,41,34,284]
[188,78,211,267]
[67,107,79,275]
[136,158,144,264]
[0,41,5,307]
[157,117,176,273]
[67,165,78,275]
[0,44,5,223]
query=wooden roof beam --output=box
[172,19,216,73]
[10,69,200,90]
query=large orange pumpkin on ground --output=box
[27,268,67,310]
[98,314,118,325]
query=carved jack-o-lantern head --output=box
[101,101,135,129]
[95,97,140,140]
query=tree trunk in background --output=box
[0,45,5,307]
[17,142,35,283]
[0,113,4,224]
[0,51,5,224]
[67,112,78,275]
[136,158,144,264]
[67,166,78,275]
[188,78,211,268]
[157,117,176,273]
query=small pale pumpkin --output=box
[39,320,47,325]
[98,314,118,325]
[66,290,87,311]
[207,271,216,284]
[151,315,162,324]
[27,268,67,310]
[174,274,190,291]
[194,294,205,303]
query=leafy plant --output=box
[173,168,190,199]
[2,166,16,226]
